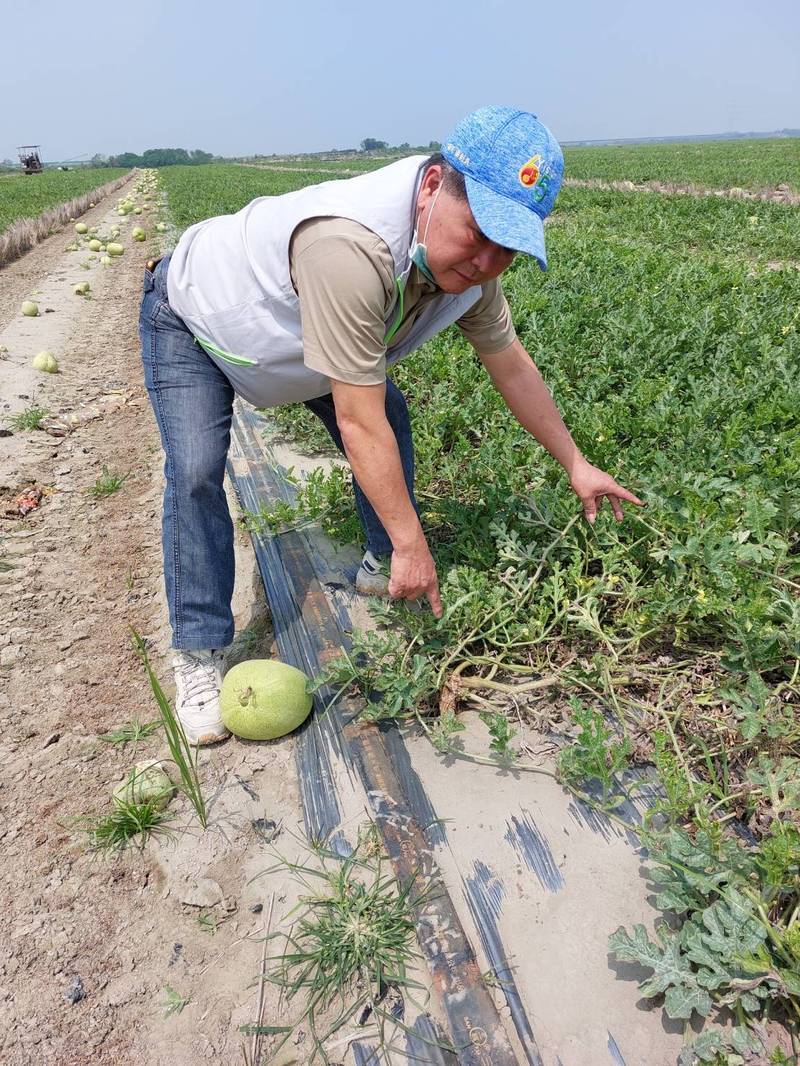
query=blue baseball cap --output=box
[441,106,564,270]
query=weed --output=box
[197,911,228,935]
[88,466,129,499]
[98,718,161,747]
[161,984,190,1017]
[74,795,174,853]
[130,628,207,828]
[241,821,458,1064]
[3,405,49,431]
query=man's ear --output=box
[419,164,444,206]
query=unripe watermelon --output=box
[219,659,313,740]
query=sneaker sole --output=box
[188,728,231,746]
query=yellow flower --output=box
[781,325,792,335]
[748,215,759,224]
[696,589,707,603]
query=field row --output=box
[250,136,800,191]
[157,159,799,1058]
[159,163,800,266]
[2,135,796,242]
[0,168,129,236]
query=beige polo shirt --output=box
[288,217,517,386]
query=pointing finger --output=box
[613,484,645,507]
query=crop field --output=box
[158,163,326,229]
[158,149,800,1059]
[0,167,127,234]
[246,136,800,191]
[562,137,800,190]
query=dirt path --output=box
[562,175,799,204]
[0,189,329,1064]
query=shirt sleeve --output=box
[289,217,396,386]
[454,278,517,356]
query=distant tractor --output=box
[17,145,44,174]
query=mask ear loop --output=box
[421,180,443,244]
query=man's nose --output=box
[471,246,502,276]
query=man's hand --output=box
[389,536,442,618]
[569,458,644,524]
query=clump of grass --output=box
[87,465,130,499]
[3,405,49,431]
[130,628,207,828]
[98,718,161,748]
[75,795,174,853]
[241,821,457,1064]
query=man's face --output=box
[415,165,516,293]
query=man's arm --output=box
[330,379,424,551]
[478,338,644,522]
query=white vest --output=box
[165,155,481,408]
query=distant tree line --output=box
[360,138,440,153]
[90,148,218,168]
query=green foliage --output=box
[563,137,800,190]
[73,795,174,853]
[165,157,800,1054]
[247,822,457,1064]
[610,826,800,1037]
[679,1023,764,1064]
[555,699,632,806]
[87,465,130,499]
[3,405,50,431]
[478,710,518,760]
[108,148,214,168]
[98,718,161,747]
[161,984,190,1016]
[130,629,207,829]
[0,168,128,234]
[158,164,329,229]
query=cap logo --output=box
[444,142,471,168]
[518,154,542,188]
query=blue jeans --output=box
[139,253,419,650]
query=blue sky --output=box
[2,0,798,162]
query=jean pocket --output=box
[143,267,155,294]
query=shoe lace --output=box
[175,652,224,703]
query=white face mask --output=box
[409,181,443,284]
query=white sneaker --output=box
[354,549,391,596]
[172,647,230,745]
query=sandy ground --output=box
[0,190,393,1065]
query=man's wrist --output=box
[567,453,593,484]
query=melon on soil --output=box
[113,760,175,810]
[219,659,313,741]
[32,350,59,373]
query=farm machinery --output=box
[17,145,44,174]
